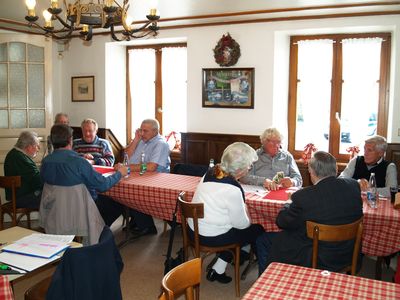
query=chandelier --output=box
[24,0,160,41]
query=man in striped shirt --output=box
[73,118,115,166]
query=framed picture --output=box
[202,68,254,109]
[71,76,95,102]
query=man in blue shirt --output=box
[125,118,171,237]
[41,124,129,226]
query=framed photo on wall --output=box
[71,76,95,102]
[202,68,254,109]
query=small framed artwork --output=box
[71,76,95,102]
[202,68,254,109]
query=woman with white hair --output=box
[188,142,264,284]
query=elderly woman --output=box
[188,142,264,284]
[240,127,302,190]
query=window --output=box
[127,44,187,143]
[288,33,391,162]
[0,42,45,129]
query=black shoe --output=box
[206,269,232,284]
[123,220,138,232]
[130,226,158,238]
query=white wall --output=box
[55,14,400,143]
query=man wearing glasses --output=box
[4,131,43,208]
[240,127,302,190]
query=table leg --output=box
[375,256,383,280]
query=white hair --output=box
[220,142,258,176]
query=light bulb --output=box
[104,0,114,7]
[43,10,52,27]
[51,0,58,9]
[125,15,133,30]
[25,0,36,16]
[25,0,36,10]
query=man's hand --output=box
[115,163,129,177]
[83,153,94,160]
[358,178,369,192]
[280,177,293,188]
[264,179,279,191]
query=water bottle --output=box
[139,152,147,175]
[367,173,378,208]
[123,152,130,178]
[209,158,215,169]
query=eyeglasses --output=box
[266,139,282,145]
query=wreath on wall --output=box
[213,33,241,67]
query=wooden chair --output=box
[0,176,38,230]
[178,192,241,297]
[159,257,201,300]
[306,217,363,275]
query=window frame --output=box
[126,43,187,143]
[287,32,391,162]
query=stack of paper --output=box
[0,233,74,272]
[2,233,73,259]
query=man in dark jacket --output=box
[257,151,363,274]
[4,131,43,208]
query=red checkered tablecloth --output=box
[361,198,400,256]
[106,176,400,257]
[0,275,13,300]
[245,194,400,257]
[246,192,286,232]
[242,262,400,300]
[104,172,200,222]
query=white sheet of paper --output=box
[0,251,59,272]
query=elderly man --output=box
[4,131,43,208]
[73,118,115,166]
[41,124,129,226]
[240,127,302,190]
[340,135,397,197]
[47,112,69,155]
[125,118,171,237]
[256,151,363,274]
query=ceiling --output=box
[1,0,399,37]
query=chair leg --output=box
[27,213,32,229]
[241,248,255,280]
[375,256,384,280]
[234,247,240,297]
[0,212,3,230]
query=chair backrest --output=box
[306,217,363,275]
[178,192,204,259]
[0,176,22,226]
[46,226,124,300]
[160,257,201,300]
[39,183,105,246]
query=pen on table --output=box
[0,264,11,270]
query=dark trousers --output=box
[96,194,124,226]
[256,232,278,275]
[129,209,155,229]
[189,224,264,263]
[16,191,42,209]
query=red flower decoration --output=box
[346,146,360,161]
[302,143,317,165]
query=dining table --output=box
[242,262,400,300]
[105,172,400,277]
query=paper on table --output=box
[241,184,267,196]
[2,233,72,259]
[0,251,59,272]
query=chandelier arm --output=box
[54,14,74,29]
[110,24,125,42]
[128,21,154,34]
[47,26,75,40]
